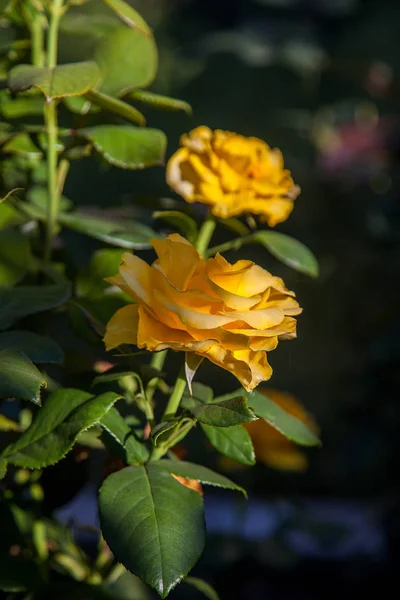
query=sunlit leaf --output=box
[8,61,101,100]
[79,125,166,169]
[253,231,319,278]
[0,95,44,119]
[94,27,157,97]
[102,0,151,35]
[59,210,159,248]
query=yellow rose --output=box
[104,234,302,392]
[244,389,317,471]
[166,126,300,226]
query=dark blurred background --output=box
[57,0,400,597]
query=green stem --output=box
[206,235,252,258]
[195,215,216,256]
[44,0,64,262]
[44,99,58,263]
[146,349,167,402]
[47,0,63,69]
[142,393,155,428]
[31,18,45,67]
[161,366,186,421]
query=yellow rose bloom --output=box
[166,126,300,226]
[244,389,317,471]
[104,234,302,392]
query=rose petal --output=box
[103,304,139,350]
[152,234,200,291]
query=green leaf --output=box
[129,90,192,115]
[102,0,151,35]
[1,389,121,468]
[59,210,159,249]
[85,89,146,126]
[247,389,320,446]
[189,396,256,427]
[252,231,319,278]
[0,281,70,330]
[182,382,214,410]
[0,459,7,479]
[0,349,46,403]
[0,229,32,286]
[8,61,101,100]
[150,418,194,448]
[99,463,205,597]
[79,125,166,169]
[0,95,44,119]
[76,248,124,298]
[156,460,246,496]
[153,211,198,243]
[201,424,255,466]
[0,203,26,230]
[94,27,157,97]
[0,331,63,364]
[92,369,139,387]
[185,577,220,600]
[3,133,42,158]
[100,407,149,464]
[150,420,177,446]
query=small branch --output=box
[57,158,70,196]
[206,235,252,257]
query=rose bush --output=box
[104,233,302,391]
[167,126,300,226]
